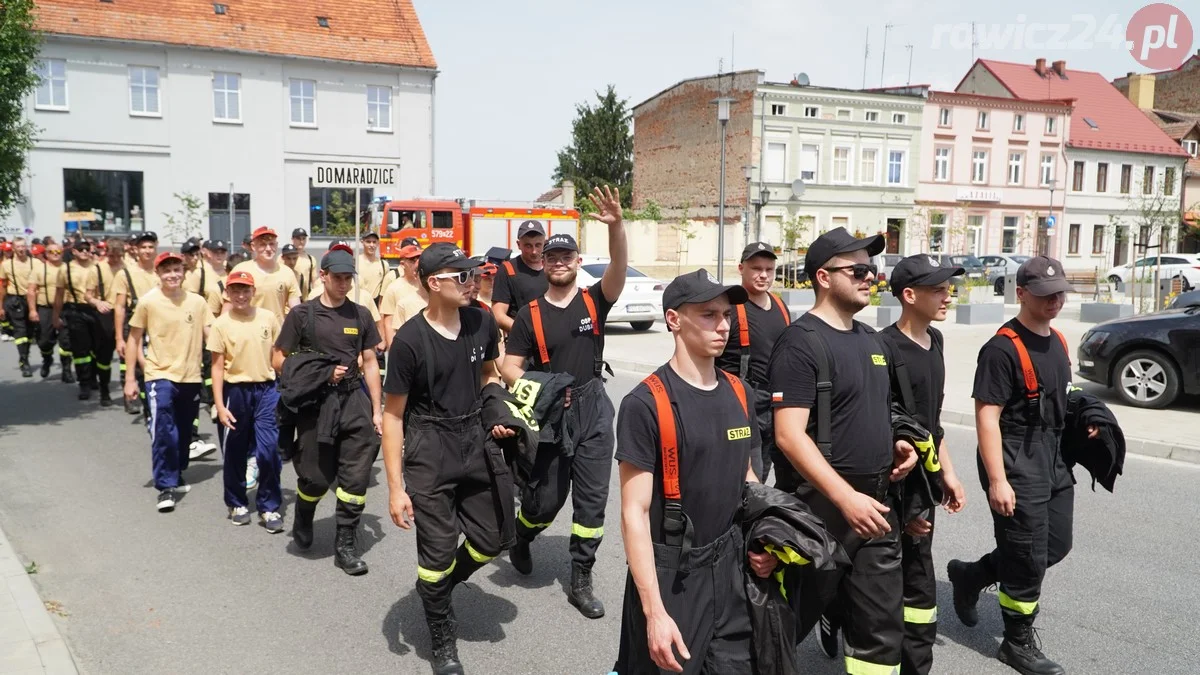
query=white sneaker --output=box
[0,334,11,342]
[245,457,259,490]
[189,440,217,460]
[228,506,251,526]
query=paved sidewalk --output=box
[0,521,78,675]
[604,301,1200,464]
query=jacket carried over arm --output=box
[1063,389,1126,492]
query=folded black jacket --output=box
[891,404,944,524]
[508,370,574,447]
[1063,390,1126,492]
[740,482,850,675]
[480,382,541,486]
[278,351,361,445]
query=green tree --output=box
[553,84,633,208]
[161,192,207,244]
[0,0,41,218]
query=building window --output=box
[770,103,786,116]
[367,85,392,131]
[1068,223,1080,254]
[1164,167,1176,196]
[833,146,853,183]
[1013,113,1025,132]
[887,150,905,185]
[831,216,850,231]
[934,147,951,182]
[892,112,907,125]
[864,110,880,123]
[765,142,787,182]
[1040,154,1054,186]
[309,183,375,236]
[212,72,241,122]
[1143,165,1155,194]
[972,150,988,183]
[800,144,820,182]
[1096,163,1108,192]
[803,106,819,118]
[35,58,68,109]
[836,108,852,120]
[1184,140,1198,157]
[1002,215,1019,253]
[967,214,984,254]
[1092,224,1105,254]
[929,212,947,252]
[860,148,878,184]
[938,107,951,127]
[128,66,160,116]
[1072,161,1085,191]
[289,79,316,126]
[1120,164,1132,194]
[1046,116,1057,135]
[63,169,144,233]
[1008,152,1024,185]
[977,110,989,130]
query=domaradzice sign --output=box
[312,164,398,188]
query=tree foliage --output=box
[161,192,207,244]
[0,0,41,218]
[553,84,633,208]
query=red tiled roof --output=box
[929,90,1074,112]
[34,0,436,70]
[967,59,1188,158]
[535,187,563,203]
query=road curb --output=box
[609,363,1200,466]
[0,519,80,674]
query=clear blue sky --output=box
[414,0,1196,200]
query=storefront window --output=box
[63,169,144,234]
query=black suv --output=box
[1077,305,1200,409]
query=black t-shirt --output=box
[716,293,791,385]
[616,365,758,547]
[492,257,548,319]
[767,313,893,474]
[384,308,500,418]
[880,325,946,444]
[972,318,1072,430]
[275,299,380,369]
[506,281,614,385]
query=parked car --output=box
[775,256,807,285]
[1104,254,1200,291]
[928,253,987,293]
[1076,305,1200,409]
[1169,290,1200,308]
[979,254,1032,294]
[577,256,664,331]
[876,254,903,283]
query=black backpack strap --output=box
[122,267,138,307]
[797,324,833,460]
[302,300,323,354]
[418,310,438,405]
[97,265,106,300]
[66,262,76,302]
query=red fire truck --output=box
[375,198,580,260]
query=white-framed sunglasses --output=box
[428,268,480,285]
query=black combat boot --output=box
[947,558,991,628]
[292,500,316,549]
[998,615,1065,675]
[61,356,75,384]
[567,563,604,619]
[40,359,51,378]
[20,361,33,378]
[509,537,532,575]
[428,614,464,675]
[333,525,368,575]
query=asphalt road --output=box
[0,347,1197,674]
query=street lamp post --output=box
[757,185,770,241]
[742,165,755,249]
[715,96,731,283]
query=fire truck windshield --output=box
[387,210,423,232]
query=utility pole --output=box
[880,22,894,87]
[905,44,914,86]
[862,27,870,89]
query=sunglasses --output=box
[823,263,878,281]
[429,268,479,285]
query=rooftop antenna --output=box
[731,33,735,71]
[905,44,914,86]
[862,27,870,89]
[880,22,895,87]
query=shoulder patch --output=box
[343,327,359,335]
[871,354,887,366]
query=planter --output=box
[967,286,996,304]
[1079,302,1134,323]
[778,289,815,307]
[876,305,902,327]
[955,302,1004,325]
[879,294,901,307]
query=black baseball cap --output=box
[889,254,965,296]
[1016,255,1072,296]
[242,234,253,246]
[663,269,749,312]
[542,233,578,253]
[134,231,158,243]
[180,240,201,255]
[485,247,511,263]
[72,239,91,252]
[803,227,885,280]
[203,239,228,252]
[418,243,483,278]
[741,241,778,262]
[281,244,298,255]
[31,238,42,246]
[328,239,353,250]
[321,249,356,274]
[517,220,545,239]
[292,228,308,238]
[360,231,380,241]
[400,237,421,248]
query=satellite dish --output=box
[790,179,807,199]
[795,73,810,86]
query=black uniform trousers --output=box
[94,310,116,391]
[35,306,71,366]
[3,295,31,364]
[120,317,150,420]
[751,386,772,483]
[781,469,904,674]
[900,509,937,675]
[614,526,754,675]
[405,410,507,620]
[293,385,377,527]
[974,424,1074,624]
[514,377,615,569]
[63,304,101,387]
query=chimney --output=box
[1035,58,1047,76]
[1126,73,1156,110]
[1052,60,1067,77]
[561,179,575,209]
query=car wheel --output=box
[629,321,654,332]
[1113,350,1181,409]
[994,277,1005,295]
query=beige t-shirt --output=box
[112,264,159,309]
[356,254,390,300]
[129,289,212,383]
[292,252,316,297]
[1,256,35,297]
[207,308,280,383]
[379,275,421,317]
[388,291,427,330]
[85,262,124,305]
[232,260,301,322]
[55,261,92,304]
[28,260,65,306]
[184,263,226,316]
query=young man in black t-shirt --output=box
[490,219,548,333]
[498,186,627,619]
[717,241,792,482]
[381,243,512,675]
[766,226,916,675]
[271,246,383,576]
[613,268,775,675]
[949,256,1093,675]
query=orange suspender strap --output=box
[1052,328,1070,365]
[644,374,680,500]
[736,304,750,348]
[503,260,516,276]
[580,287,600,334]
[770,293,791,323]
[997,327,1039,399]
[528,299,552,366]
[721,370,750,418]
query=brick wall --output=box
[1114,53,1200,113]
[632,71,758,221]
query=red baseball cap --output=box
[251,227,277,241]
[397,244,421,259]
[225,270,255,287]
[0,242,11,252]
[154,251,183,268]
[31,244,45,256]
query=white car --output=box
[1105,254,1200,291]
[577,256,664,331]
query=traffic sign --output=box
[311,163,398,189]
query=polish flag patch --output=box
[771,392,784,402]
